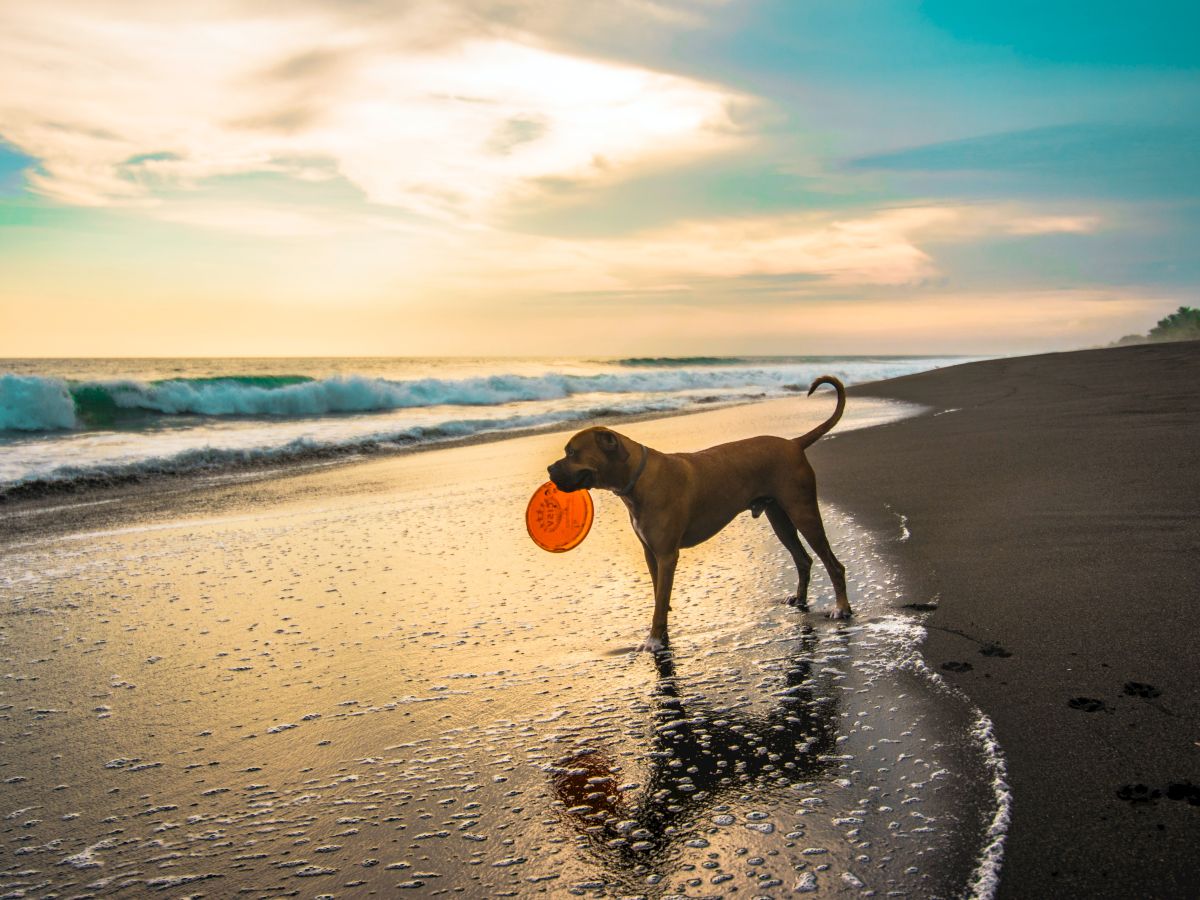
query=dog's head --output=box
[547,426,632,493]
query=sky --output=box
[1,0,1197,357]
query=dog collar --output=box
[616,443,649,496]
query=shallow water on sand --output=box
[0,406,1003,898]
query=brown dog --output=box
[547,376,849,652]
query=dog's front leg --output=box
[641,542,658,594]
[640,549,677,653]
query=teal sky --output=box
[1,0,1196,356]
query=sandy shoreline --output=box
[811,341,1200,898]
[1,393,1008,897]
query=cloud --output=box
[428,207,943,292]
[848,124,1200,200]
[416,203,1101,292]
[0,1,745,221]
[152,203,388,239]
[1003,214,1101,236]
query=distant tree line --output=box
[1114,306,1200,345]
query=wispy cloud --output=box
[0,1,744,221]
[1003,214,1101,236]
[848,123,1200,200]
[416,203,1102,293]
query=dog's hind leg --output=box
[764,504,812,609]
[784,503,850,619]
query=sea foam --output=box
[0,400,682,497]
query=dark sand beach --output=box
[812,341,1200,898]
[0,343,1195,898]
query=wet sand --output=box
[0,396,1005,897]
[810,341,1200,899]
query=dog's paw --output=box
[825,607,853,620]
[784,595,808,610]
[639,635,666,653]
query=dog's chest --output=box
[621,500,652,545]
[628,513,648,542]
[630,513,650,545]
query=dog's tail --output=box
[795,375,846,449]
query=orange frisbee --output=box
[526,481,594,553]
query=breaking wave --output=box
[0,374,77,432]
[0,366,909,433]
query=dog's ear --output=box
[595,429,629,461]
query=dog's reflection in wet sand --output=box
[548,628,840,882]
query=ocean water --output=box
[0,356,970,498]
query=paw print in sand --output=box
[1166,782,1200,806]
[1122,681,1161,699]
[1116,783,1161,805]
